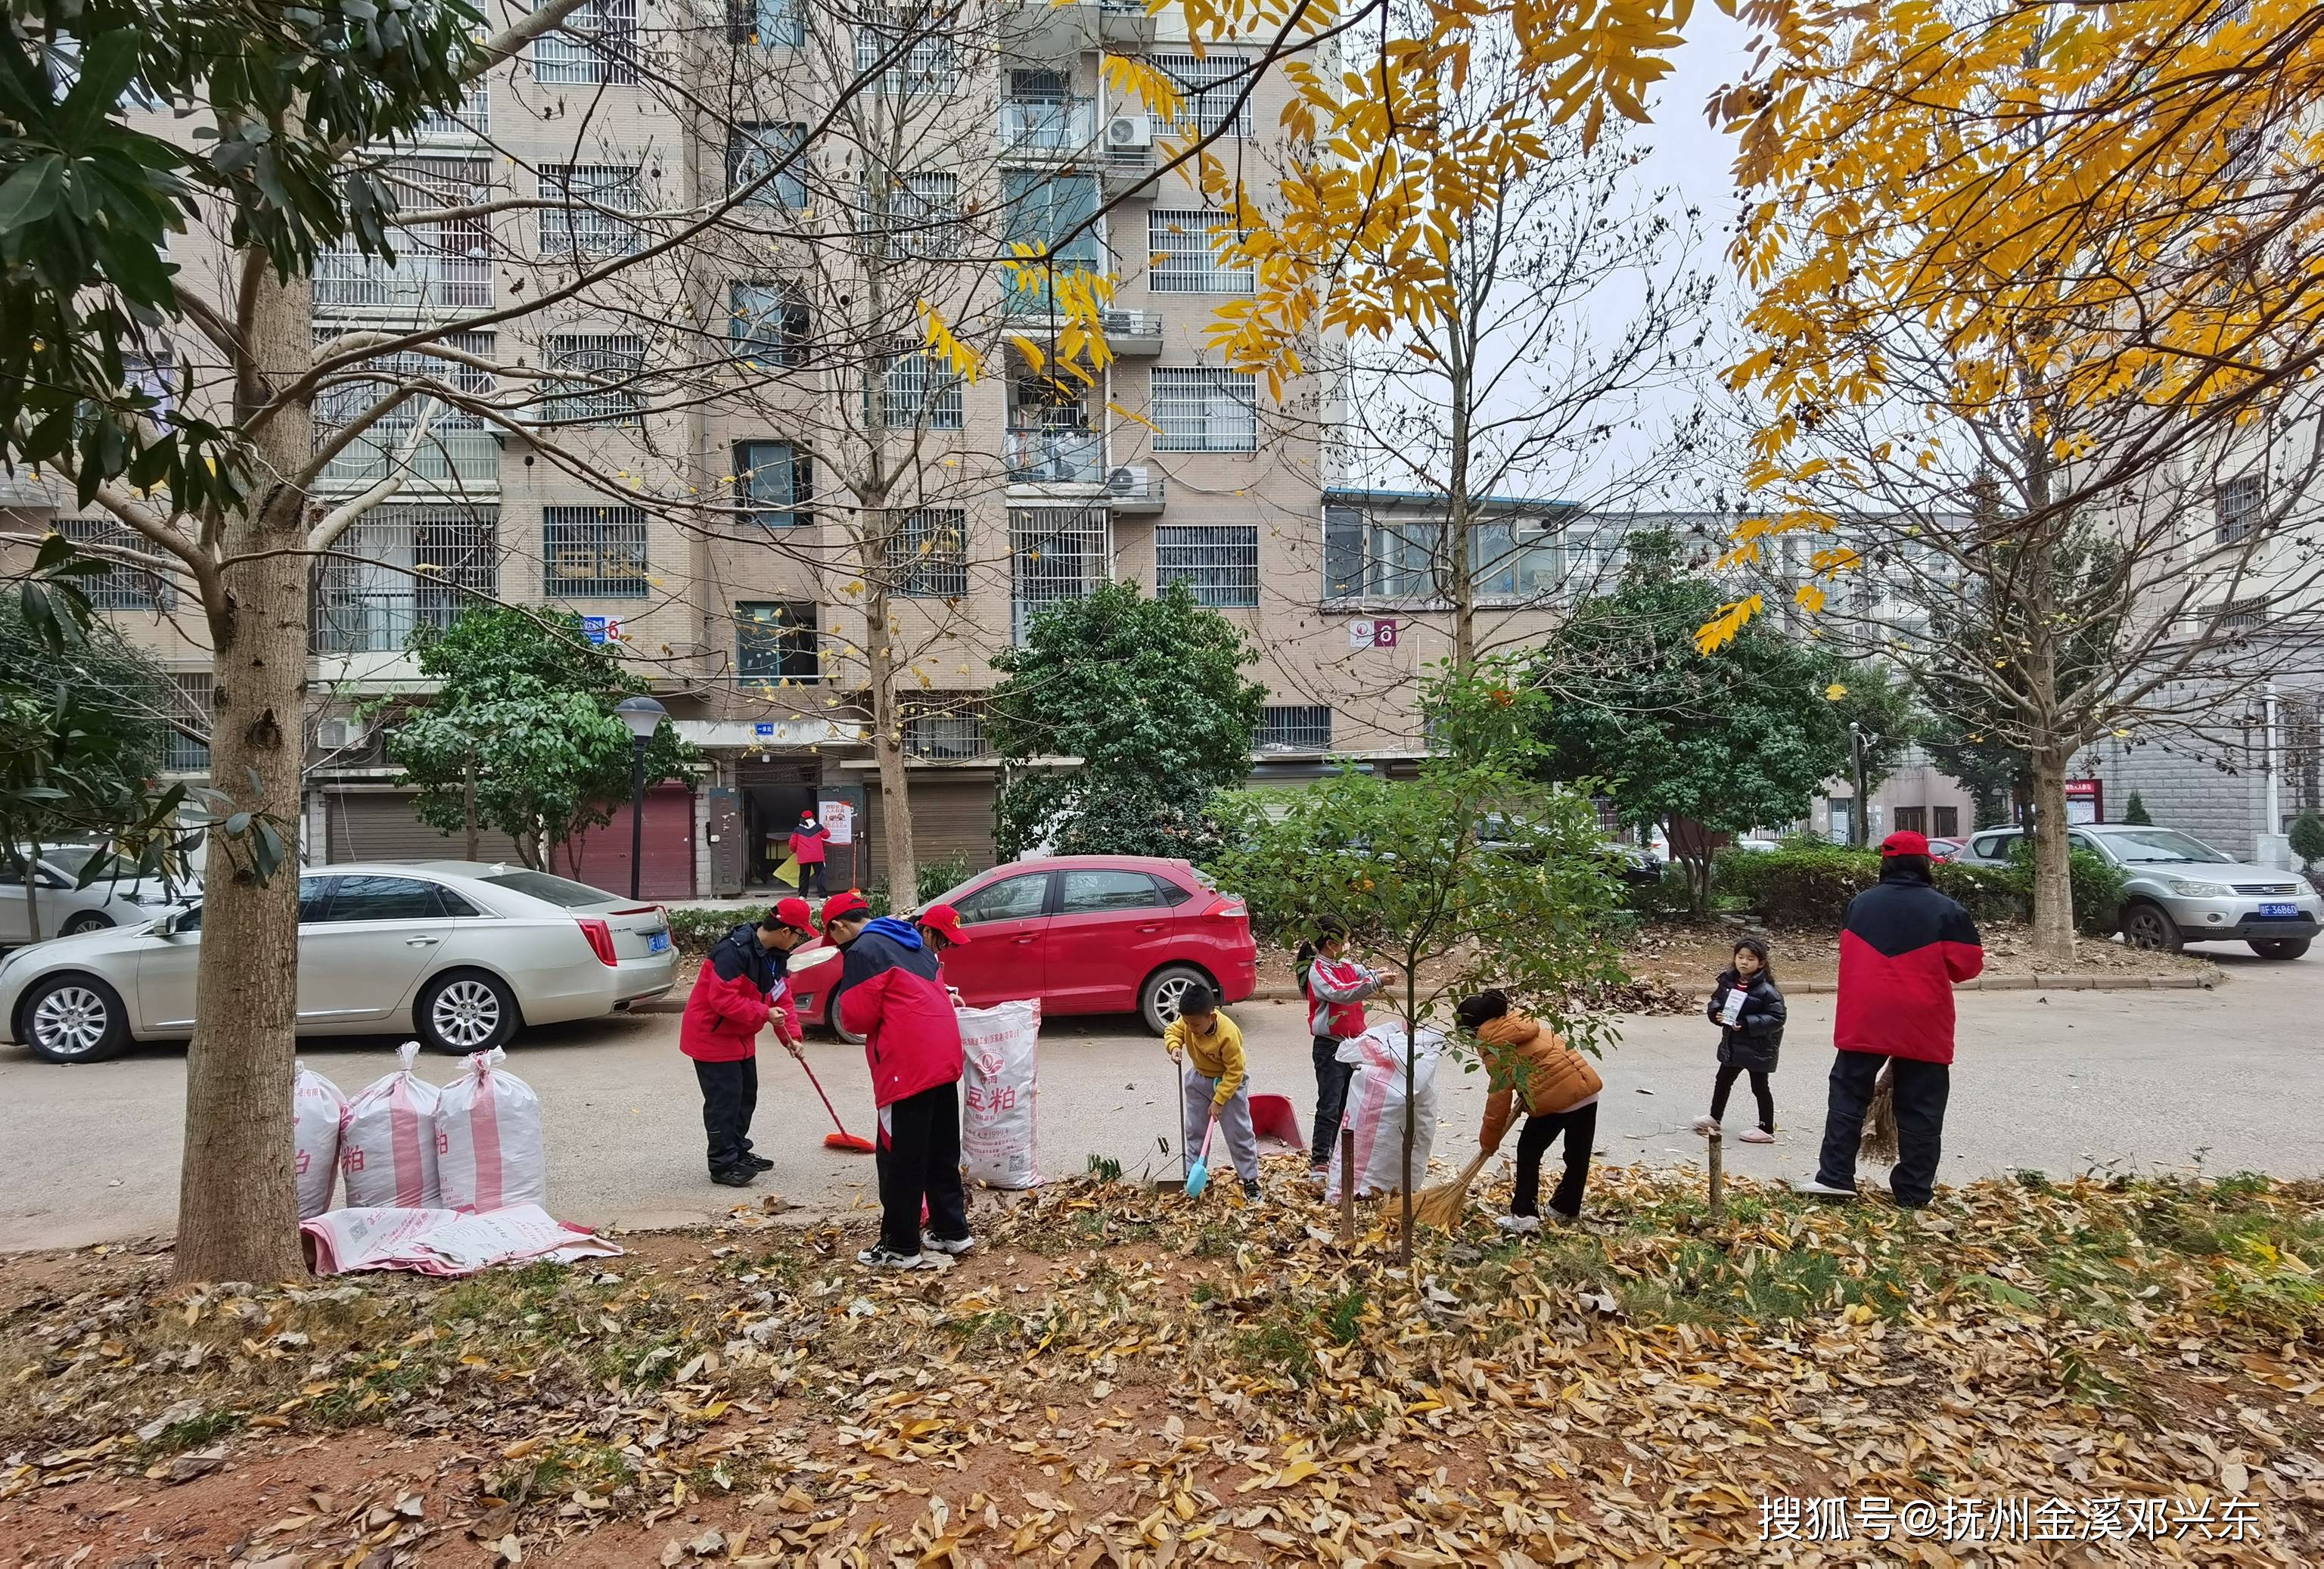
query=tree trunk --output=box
[862,567,917,905]
[1399,962,1417,1263]
[173,261,315,1286]
[462,759,479,859]
[2027,749,2075,961]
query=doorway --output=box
[743,784,819,887]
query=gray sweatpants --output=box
[1180,1069,1259,1183]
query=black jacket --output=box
[709,922,787,996]
[1707,969,1786,1072]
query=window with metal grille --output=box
[412,84,491,139]
[1148,210,1251,294]
[905,705,986,760]
[544,334,645,425]
[543,506,648,598]
[60,517,174,611]
[728,280,809,366]
[1156,524,1258,607]
[312,331,498,491]
[537,163,645,255]
[2217,473,2263,543]
[164,673,212,773]
[853,23,955,93]
[868,348,963,430]
[533,0,638,84]
[889,508,968,598]
[313,504,501,651]
[728,0,804,45]
[729,123,808,207]
[1151,368,1256,452]
[1154,51,1254,137]
[318,158,492,309]
[734,440,810,527]
[735,601,819,685]
[1009,505,1109,642]
[864,169,957,256]
[1255,706,1331,751]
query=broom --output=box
[1412,1147,1493,1229]
[794,1050,875,1153]
[1858,1062,1899,1166]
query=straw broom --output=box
[1859,1061,1900,1165]
[1412,1148,1493,1229]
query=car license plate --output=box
[647,930,670,953]
[2258,903,2300,919]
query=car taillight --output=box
[578,918,618,966]
[1204,896,1247,920]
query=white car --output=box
[0,862,677,1064]
[0,844,190,944]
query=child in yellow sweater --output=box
[1162,985,1262,1201]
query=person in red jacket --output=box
[1797,831,1984,1207]
[825,891,971,1269]
[787,809,831,896]
[679,899,813,1187]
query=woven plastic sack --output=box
[1326,1022,1442,1202]
[958,999,1040,1189]
[293,1061,346,1220]
[436,1047,547,1213]
[340,1042,443,1208]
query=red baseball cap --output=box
[769,896,815,934]
[919,903,971,945]
[1881,830,1931,858]
[819,890,871,930]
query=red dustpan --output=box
[1250,1094,1303,1149]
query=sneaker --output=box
[856,1244,943,1270]
[1791,1177,1858,1199]
[1495,1214,1543,1235]
[1690,1116,1720,1136]
[921,1231,977,1257]
[710,1166,757,1188]
[1739,1127,1776,1145]
[1308,1166,1330,1185]
[746,1153,775,1170]
[1241,1178,1263,1202]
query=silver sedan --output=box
[0,861,677,1064]
[0,844,188,943]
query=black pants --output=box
[694,1057,758,1175]
[1309,1036,1355,1167]
[1710,1064,1776,1132]
[1512,1101,1596,1219]
[877,1080,970,1255]
[1814,1051,1950,1207]
[797,861,828,896]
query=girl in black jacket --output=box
[1692,934,1786,1142]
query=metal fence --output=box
[869,349,964,429]
[542,505,649,599]
[1255,705,1332,752]
[888,508,970,598]
[313,504,501,651]
[1156,524,1259,607]
[1009,505,1110,642]
[533,0,639,85]
[906,707,986,760]
[312,331,499,490]
[1001,96,1096,152]
[1154,51,1254,137]
[545,334,646,425]
[1148,210,1252,294]
[538,163,646,255]
[1151,368,1257,451]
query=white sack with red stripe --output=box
[293,1061,346,1220]
[339,1041,443,1207]
[1325,1022,1442,1203]
[436,1046,547,1213]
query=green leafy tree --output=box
[2122,791,2154,826]
[385,607,692,872]
[1829,660,1922,805]
[1530,533,1851,914]
[988,581,1266,860]
[1210,666,1626,1260]
[2289,809,2324,872]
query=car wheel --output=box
[1140,964,1213,1036]
[415,969,519,1055]
[20,974,131,1064]
[2120,902,2183,953]
[825,982,865,1047]
[58,912,112,937]
[2248,938,2310,961]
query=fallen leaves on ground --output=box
[3,1167,2320,1564]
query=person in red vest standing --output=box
[787,809,831,896]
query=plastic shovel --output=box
[1185,1119,1219,1198]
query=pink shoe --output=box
[1739,1127,1775,1144]
[1690,1116,1720,1136]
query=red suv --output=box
[787,856,1257,1039]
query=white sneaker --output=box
[1690,1116,1720,1136]
[1791,1177,1857,1200]
[1308,1166,1330,1185]
[1495,1214,1543,1235]
[1738,1128,1775,1145]
[857,1244,948,1270]
[921,1231,976,1257]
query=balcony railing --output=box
[315,252,492,311]
[1006,428,1104,485]
[315,428,502,492]
[1000,97,1096,154]
[409,86,491,141]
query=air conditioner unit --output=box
[1105,114,1153,151]
[315,716,366,751]
[1108,464,1148,495]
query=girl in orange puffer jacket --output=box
[1457,989,1604,1232]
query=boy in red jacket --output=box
[787,810,831,896]
[680,899,813,1187]
[826,891,971,1269]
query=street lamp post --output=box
[1849,721,1869,848]
[612,696,667,900]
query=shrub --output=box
[669,907,741,954]
[1713,835,2120,934]
[2123,791,2153,826]
[2004,837,2128,936]
[917,851,978,904]
[2289,809,2324,871]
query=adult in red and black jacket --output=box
[1802,831,1984,1208]
[679,899,812,1185]
[825,893,971,1267]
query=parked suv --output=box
[1955,823,2322,958]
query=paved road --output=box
[4,946,2315,1252]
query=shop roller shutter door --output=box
[322,790,524,864]
[563,784,698,899]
